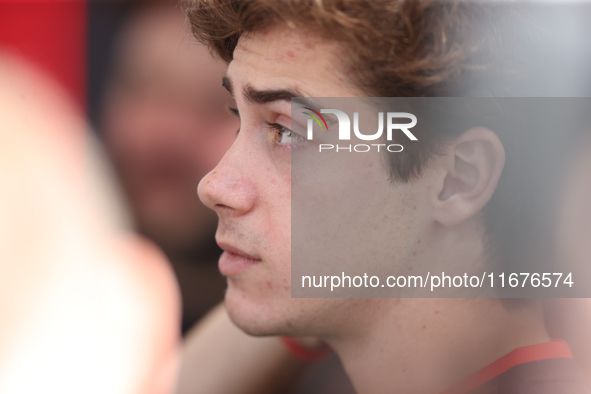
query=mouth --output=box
[217,242,262,276]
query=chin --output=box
[223,283,339,339]
[223,283,305,337]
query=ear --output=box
[432,127,505,227]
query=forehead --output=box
[227,26,360,97]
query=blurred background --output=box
[1,1,590,393]
[90,0,237,333]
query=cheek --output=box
[262,179,293,280]
[292,153,417,276]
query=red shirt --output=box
[440,339,590,394]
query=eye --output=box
[267,122,306,146]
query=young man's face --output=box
[198,26,432,336]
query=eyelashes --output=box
[227,106,304,146]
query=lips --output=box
[217,242,262,276]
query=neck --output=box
[326,298,550,394]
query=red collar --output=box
[439,339,573,394]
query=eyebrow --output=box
[222,75,305,105]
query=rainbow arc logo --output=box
[303,107,328,132]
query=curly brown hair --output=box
[186,0,525,98]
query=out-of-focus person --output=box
[555,134,591,282]
[99,3,239,330]
[546,132,591,388]
[0,51,181,394]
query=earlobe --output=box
[433,127,505,227]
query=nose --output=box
[197,139,257,217]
